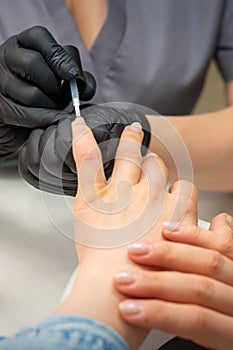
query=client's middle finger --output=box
[111,123,144,186]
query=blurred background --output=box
[193,61,233,222]
[193,61,225,114]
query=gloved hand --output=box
[0,26,95,158]
[18,105,151,196]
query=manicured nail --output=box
[145,152,159,158]
[114,272,137,285]
[119,301,143,315]
[128,242,152,255]
[130,122,142,134]
[163,221,180,233]
[226,215,233,230]
[75,116,86,124]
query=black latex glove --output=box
[0,26,95,158]
[18,105,151,196]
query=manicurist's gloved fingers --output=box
[22,128,64,188]
[110,123,144,186]
[17,26,79,80]
[19,137,77,196]
[72,117,106,194]
[55,118,76,174]
[0,93,68,127]
[5,36,62,103]
[2,72,59,108]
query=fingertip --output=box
[72,117,88,135]
[161,222,197,241]
[119,300,144,318]
[127,242,152,256]
[162,221,181,235]
[210,212,233,233]
[71,117,90,162]
[129,122,142,134]
[122,122,144,140]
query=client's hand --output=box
[115,213,233,350]
[55,117,198,350]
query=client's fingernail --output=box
[114,272,137,284]
[226,215,233,230]
[145,152,159,158]
[74,116,86,124]
[128,242,152,255]
[130,122,142,134]
[163,221,180,233]
[119,301,143,315]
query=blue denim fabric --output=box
[0,315,129,350]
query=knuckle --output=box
[47,45,64,64]
[18,26,49,46]
[219,236,233,256]
[150,182,164,200]
[155,242,173,262]
[21,51,42,71]
[74,198,87,213]
[190,306,210,337]
[193,276,212,302]
[117,143,142,163]
[188,226,202,240]
[28,26,49,40]
[207,251,222,275]
[76,147,101,172]
[182,194,197,216]
[26,86,42,105]
[82,146,100,162]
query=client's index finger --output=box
[72,117,106,191]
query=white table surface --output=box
[0,166,232,337]
[0,166,77,335]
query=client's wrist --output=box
[55,247,148,349]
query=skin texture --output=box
[55,118,198,350]
[65,0,107,50]
[114,212,233,350]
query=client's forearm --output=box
[55,249,148,350]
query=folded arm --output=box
[147,81,233,191]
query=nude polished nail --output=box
[119,301,143,315]
[130,122,142,134]
[128,242,152,255]
[114,272,137,284]
[163,221,180,233]
[75,116,86,124]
